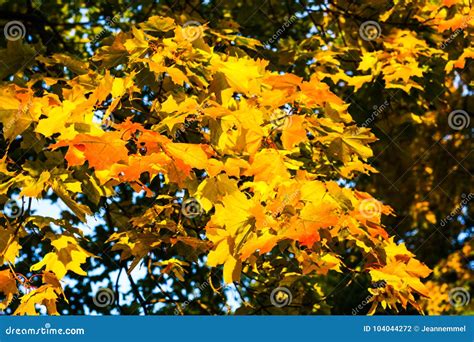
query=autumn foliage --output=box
[0,0,472,315]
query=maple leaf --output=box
[50,132,129,170]
[31,234,94,279]
[280,115,308,149]
[327,127,377,163]
[211,55,268,94]
[14,285,61,316]
[154,259,190,282]
[0,269,18,310]
[0,227,21,265]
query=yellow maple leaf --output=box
[20,171,50,198]
[281,115,307,149]
[31,235,94,279]
[14,285,62,316]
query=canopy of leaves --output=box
[0,0,472,315]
